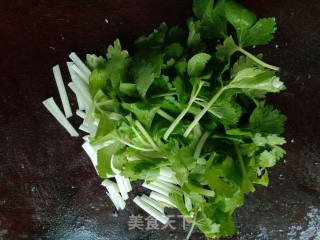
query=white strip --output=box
[76,110,86,119]
[152,180,180,194]
[115,174,128,200]
[42,98,79,137]
[79,124,91,134]
[102,179,126,210]
[150,192,176,208]
[123,177,132,192]
[82,142,97,166]
[68,82,91,109]
[133,197,168,224]
[52,65,72,118]
[158,175,179,184]
[71,74,91,106]
[106,191,120,210]
[82,135,90,142]
[142,182,170,196]
[71,63,89,84]
[140,194,164,213]
[67,62,85,110]
[69,52,91,79]
[160,167,175,178]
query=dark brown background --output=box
[1,0,320,239]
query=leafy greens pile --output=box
[86,0,286,238]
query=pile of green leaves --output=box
[85,0,286,238]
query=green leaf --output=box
[174,58,188,76]
[193,0,214,19]
[258,147,285,168]
[173,76,189,104]
[187,18,204,52]
[240,18,277,48]
[229,67,284,92]
[224,1,257,40]
[199,0,227,39]
[94,113,117,140]
[86,54,107,70]
[119,83,136,96]
[208,99,242,126]
[231,55,262,77]
[166,26,187,44]
[216,36,238,61]
[164,43,184,60]
[169,193,191,217]
[249,104,287,134]
[134,53,163,98]
[96,142,124,177]
[135,22,168,50]
[121,102,159,129]
[121,158,168,182]
[88,68,108,97]
[187,53,211,77]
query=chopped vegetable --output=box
[43,0,287,238]
[42,98,79,137]
[52,65,72,118]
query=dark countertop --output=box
[0,1,319,239]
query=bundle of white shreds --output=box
[42,53,190,225]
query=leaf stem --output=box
[237,47,279,71]
[164,81,204,140]
[234,143,254,193]
[135,121,159,151]
[184,87,225,137]
[157,109,175,122]
[194,131,210,159]
[186,209,198,240]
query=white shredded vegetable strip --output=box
[71,63,89,84]
[82,142,97,166]
[69,52,91,79]
[140,194,165,213]
[102,179,126,210]
[152,180,181,194]
[133,197,168,224]
[142,182,170,196]
[76,110,86,119]
[66,62,86,110]
[79,124,91,134]
[123,177,132,192]
[52,65,72,118]
[115,173,129,200]
[149,191,176,208]
[160,167,175,178]
[70,74,91,106]
[106,192,121,210]
[42,98,79,137]
[68,82,91,110]
[157,175,179,184]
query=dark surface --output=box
[0,0,320,239]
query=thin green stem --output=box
[132,126,150,146]
[150,92,177,99]
[117,139,154,152]
[157,109,175,122]
[184,87,225,137]
[194,131,210,159]
[186,209,198,240]
[237,47,280,71]
[234,143,254,192]
[135,121,159,151]
[164,82,205,140]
